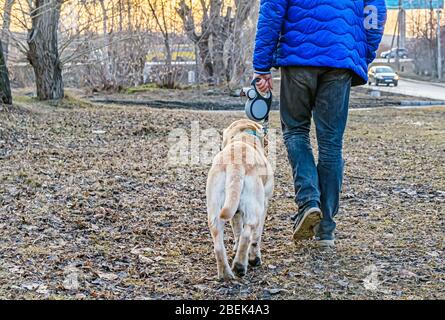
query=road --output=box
[367,78,445,101]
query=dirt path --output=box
[86,85,435,111]
[0,101,444,299]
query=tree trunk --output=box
[163,36,175,89]
[1,0,15,64]
[99,0,113,85]
[178,0,253,86]
[127,0,133,32]
[27,0,64,100]
[197,37,214,81]
[212,39,226,85]
[228,0,257,86]
[0,40,12,105]
[177,0,214,82]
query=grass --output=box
[125,83,195,94]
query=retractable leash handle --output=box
[244,78,273,124]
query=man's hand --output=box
[254,73,273,93]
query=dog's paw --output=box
[248,257,262,267]
[218,270,235,282]
[232,262,247,277]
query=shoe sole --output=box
[293,208,322,241]
[317,239,336,249]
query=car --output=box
[368,66,399,86]
[380,48,408,59]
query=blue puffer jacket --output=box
[253,0,387,86]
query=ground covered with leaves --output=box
[0,99,444,299]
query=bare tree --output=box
[210,1,232,85]
[97,0,113,83]
[4,0,257,92]
[226,0,258,87]
[177,0,254,86]
[145,0,183,88]
[408,8,441,77]
[0,40,12,104]
[1,0,15,63]
[27,0,64,100]
[177,0,214,82]
[55,0,154,90]
[146,0,173,67]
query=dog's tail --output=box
[220,165,245,221]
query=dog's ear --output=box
[252,122,263,132]
[249,122,268,150]
[246,122,264,138]
[222,127,230,148]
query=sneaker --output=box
[316,237,336,249]
[313,223,336,248]
[292,203,322,241]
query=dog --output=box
[206,119,274,280]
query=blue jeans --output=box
[280,67,352,239]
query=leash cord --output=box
[262,115,270,136]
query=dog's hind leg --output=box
[207,170,233,280]
[209,219,235,281]
[249,197,268,267]
[232,223,254,277]
[249,214,265,267]
[233,177,264,276]
[230,211,243,254]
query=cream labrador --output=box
[206,119,274,280]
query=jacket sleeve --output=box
[364,0,387,65]
[253,0,288,73]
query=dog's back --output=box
[206,120,274,280]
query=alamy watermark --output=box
[365,5,380,30]
[167,121,278,170]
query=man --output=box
[253,0,387,247]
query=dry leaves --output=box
[0,99,444,299]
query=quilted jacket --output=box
[253,0,387,86]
